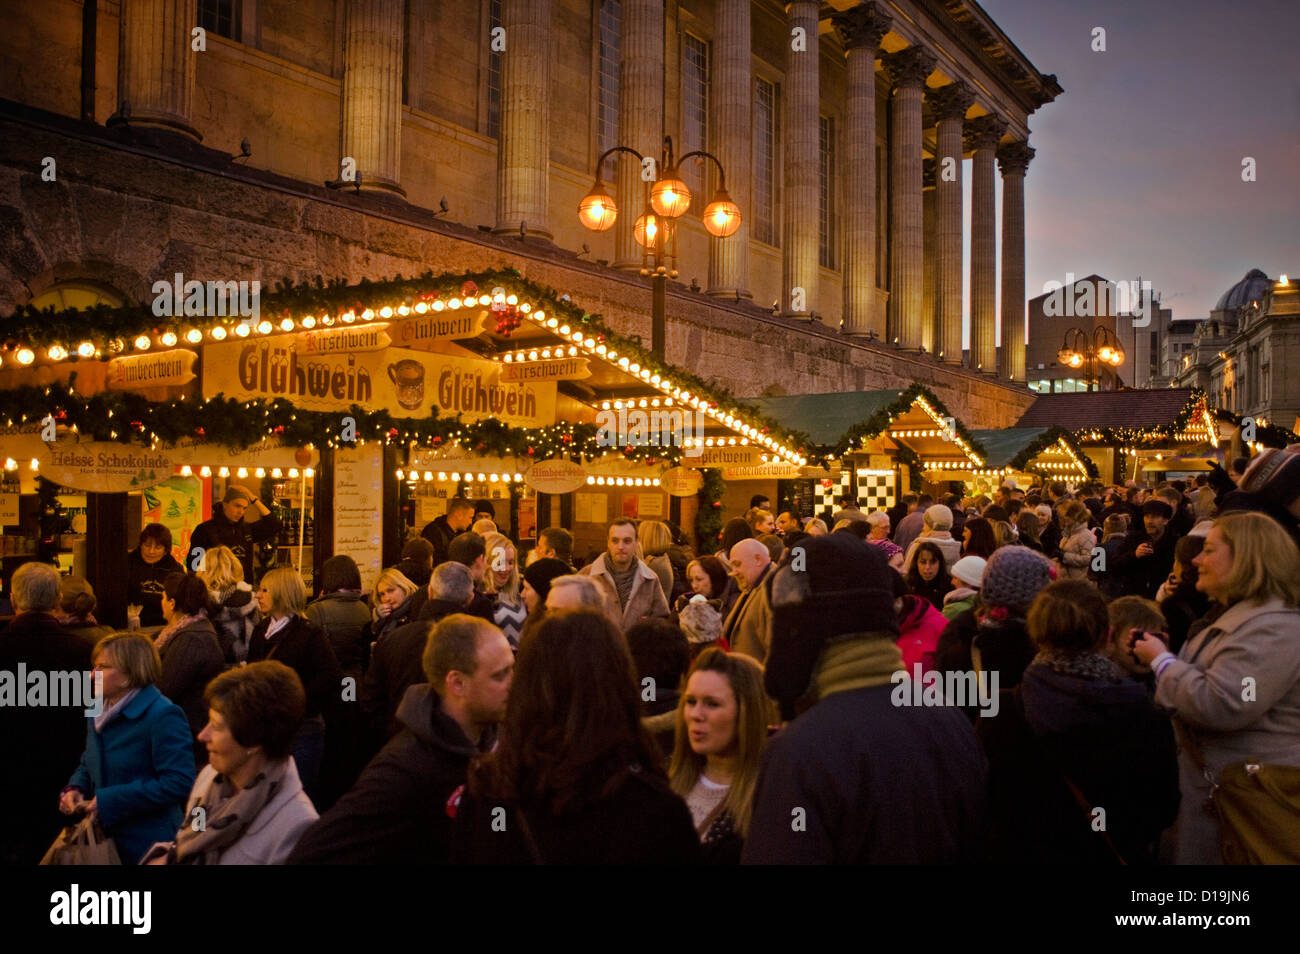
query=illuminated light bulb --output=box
[289,468,299,478]
[255,468,266,478]
[534,312,545,323]
[529,351,539,361]
[489,473,499,483]
[47,345,68,361]
[235,323,250,337]
[601,402,610,410]
[380,306,394,318]
[257,321,273,335]
[542,349,552,359]
[30,458,39,471]
[279,318,294,332]
[430,300,446,313]
[413,302,428,315]
[587,476,596,485]
[568,347,577,356]
[304,468,314,479]
[133,336,151,351]
[200,466,212,477]
[547,318,558,329]
[514,473,523,482]
[342,311,356,323]
[237,467,248,478]
[448,298,461,310]
[187,328,204,343]
[361,309,374,320]
[461,297,476,309]
[596,345,607,356]
[597,477,606,485]
[301,316,316,329]
[629,363,640,374]
[218,467,230,477]
[619,357,630,369]
[477,473,486,482]
[583,338,595,349]
[396,469,405,481]
[3,458,14,471]
[450,473,461,482]
[211,326,227,340]
[558,324,568,335]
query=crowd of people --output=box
[2,445,1299,865]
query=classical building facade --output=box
[0,0,1060,424]
[1174,269,1300,434]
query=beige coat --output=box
[1155,597,1300,864]
[722,564,774,664]
[580,554,671,631]
[1057,525,1097,581]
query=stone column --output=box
[707,0,751,297]
[965,114,1006,372]
[614,0,664,268]
[782,0,821,319]
[999,140,1035,382]
[928,81,974,364]
[833,1,891,337]
[340,0,406,195]
[114,0,200,139]
[922,157,937,355]
[495,0,552,236]
[882,46,936,349]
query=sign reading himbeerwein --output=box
[659,466,704,497]
[107,350,198,392]
[525,458,587,494]
[202,331,556,427]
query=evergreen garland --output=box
[694,468,726,551]
[1008,425,1101,479]
[1210,407,1297,448]
[0,268,808,463]
[830,383,988,461]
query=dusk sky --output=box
[970,0,1299,341]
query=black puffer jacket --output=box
[287,683,492,864]
[127,548,184,627]
[978,657,1180,864]
[305,592,372,680]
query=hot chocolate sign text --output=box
[203,332,556,427]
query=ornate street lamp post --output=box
[1057,326,1125,392]
[578,136,741,358]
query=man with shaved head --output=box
[722,538,774,663]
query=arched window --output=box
[26,282,124,312]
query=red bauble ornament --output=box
[432,436,442,445]
[562,433,572,443]
[460,280,478,296]
[273,425,285,434]
[526,446,535,456]
[294,446,313,465]
[196,427,205,436]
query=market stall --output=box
[0,267,806,621]
[932,426,1098,493]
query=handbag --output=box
[39,815,122,866]
[1175,621,1300,864]
[1177,723,1300,864]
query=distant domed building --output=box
[1174,268,1300,435]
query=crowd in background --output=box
[2,444,1299,865]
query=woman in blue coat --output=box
[59,633,197,864]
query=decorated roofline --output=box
[830,384,988,465]
[0,268,809,464]
[1072,390,1219,450]
[1008,426,1100,479]
[1210,407,1297,450]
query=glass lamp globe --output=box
[577,182,618,231]
[649,176,692,218]
[703,189,742,237]
[633,212,661,249]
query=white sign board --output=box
[334,445,384,594]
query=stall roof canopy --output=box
[967,425,1098,479]
[749,391,903,447]
[1016,388,1199,431]
[973,428,1056,468]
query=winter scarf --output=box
[1030,648,1127,684]
[812,637,904,702]
[154,612,206,654]
[172,757,292,864]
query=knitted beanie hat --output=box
[981,546,1051,613]
[1142,499,1173,519]
[1240,447,1300,508]
[677,594,722,644]
[765,534,899,717]
[951,555,987,588]
[923,504,954,531]
[522,558,571,602]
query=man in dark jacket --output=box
[288,615,513,864]
[0,562,93,864]
[190,484,281,584]
[1114,500,1178,599]
[394,537,434,591]
[362,562,477,742]
[742,535,987,864]
[420,497,475,565]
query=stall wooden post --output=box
[382,443,403,568]
[86,492,129,628]
[314,447,335,585]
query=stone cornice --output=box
[927,81,975,122]
[832,1,893,52]
[997,140,1035,176]
[925,0,1064,112]
[882,46,938,90]
[963,113,1007,151]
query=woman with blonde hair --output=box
[1133,512,1300,863]
[59,633,196,864]
[482,532,526,647]
[993,519,1018,550]
[668,648,770,864]
[197,545,259,664]
[638,520,676,606]
[369,567,419,642]
[1055,500,1097,582]
[248,568,343,803]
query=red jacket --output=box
[896,597,949,675]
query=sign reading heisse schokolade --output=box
[202,326,557,428]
